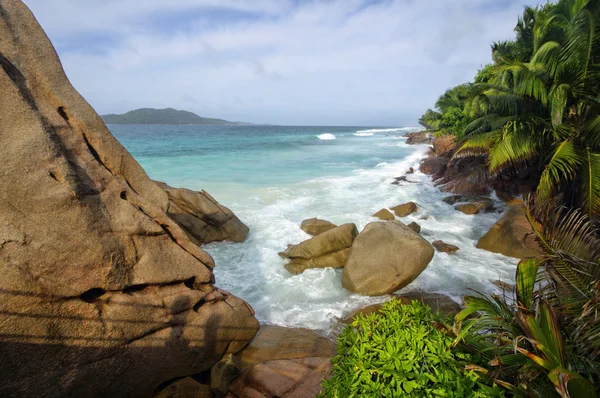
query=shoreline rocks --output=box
[156,181,249,244]
[432,240,460,254]
[342,222,434,296]
[372,208,395,220]
[280,223,359,274]
[391,201,418,217]
[0,2,258,396]
[405,131,432,144]
[300,218,337,236]
[476,200,542,259]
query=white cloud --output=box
[23,0,545,125]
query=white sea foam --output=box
[207,138,517,334]
[355,127,421,134]
[354,132,374,136]
[317,133,336,140]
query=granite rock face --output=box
[300,218,337,236]
[279,224,358,274]
[0,1,258,396]
[342,222,434,296]
[476,200,543,259]
[156,181,249,244]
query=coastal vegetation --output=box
[419,0,600,216]
[101,107,245,125]
[324,0,600,396]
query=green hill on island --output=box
[101,108,245,125]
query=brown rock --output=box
[477,200,543,259]
[226,325,335,398]
[454,203,483,215]
[406,167,415,174]
[391,202,418,217]
[300,218,337,236]
[432,240,460,253]
[155,377,213,398]
[432,135,456,155]
[211,354,241,397]
[0,3,258,397]
[407,222,421,233]
[280,224,358,274]
[226,357,331,398]
[405,131,432,144]
[419,155,449,175]
[156,182,249,244]
[342,222,434,296]
[234,325,335,370]
[372,208,395,220]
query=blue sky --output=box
[24,0,546,126]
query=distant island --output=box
[101,108,248,125]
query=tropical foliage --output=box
[454,205,600,397]
[320,300,505,397]
[420,0,600,217]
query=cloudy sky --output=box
[24,0,543,126]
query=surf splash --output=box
[317,133,336,140]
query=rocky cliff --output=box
[0,1,258,396]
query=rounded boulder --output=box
[342,222,434,296]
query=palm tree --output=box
[455,0,600,217]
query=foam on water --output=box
[354,132,374,136]
[355,127,420,133]
[206,143,517,333]
[317,133,336,140]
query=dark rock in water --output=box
[373,208,395,220]
[407,222,421,233]
[432,240,460,254]
[300,218,337,236]
[0,2,258,396]
[342,222,434,296]
[156,181,249,244]
[443,195,495,215]
[280,224,358,274]
[477,199,543,259]
[406,167,415,174]
[405,131,432,144]
[391,202,418,217]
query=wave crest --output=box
[317,133,336,140]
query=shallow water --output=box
[112,125,517,333]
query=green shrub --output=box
[320,300,504,397]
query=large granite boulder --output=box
[156,181,249,244]
[476,200,542,259]
[300,218,337,236]
[0,2,258,397]
[432,135,456,155]
[372,208,395,220]
[342,222,434,295]
[279,224,358,274]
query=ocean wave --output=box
[354,132,374,136]
[317,133,336,140]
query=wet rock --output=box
[343,222,434,296]
[300,218,337,236]
[432,135,456,155]
[406,167,415,174]
[432,240,460,254]
[407,222,421,233]
[280,224,358,274]
[390,202,418,217]
[372,208,395,221]
[405,131,432,144]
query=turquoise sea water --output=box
[111,125,517,332]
